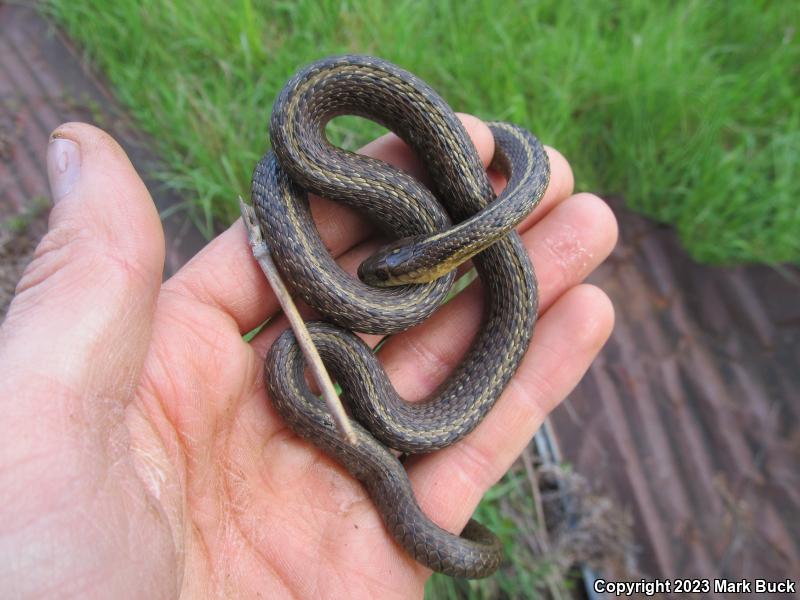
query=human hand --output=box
[0,118,616,598]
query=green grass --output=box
[45,0,798,263]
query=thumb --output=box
[1,121,165,423]
[0,123,173,597]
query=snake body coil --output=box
[252,56,550,579]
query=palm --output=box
[133,290,426,597]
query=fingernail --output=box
[47,135,81,203]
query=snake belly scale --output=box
[251,55,550,579]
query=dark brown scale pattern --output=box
[251,55,550,579]
[267,324,503,579]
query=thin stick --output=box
[239,198,357,445]
[522,441,565,600]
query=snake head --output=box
[358,239,421,287]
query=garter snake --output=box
[251,55,550,579]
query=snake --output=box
[251,55,550,579]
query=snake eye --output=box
[358,257,392,286]
[374,266,390,282]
